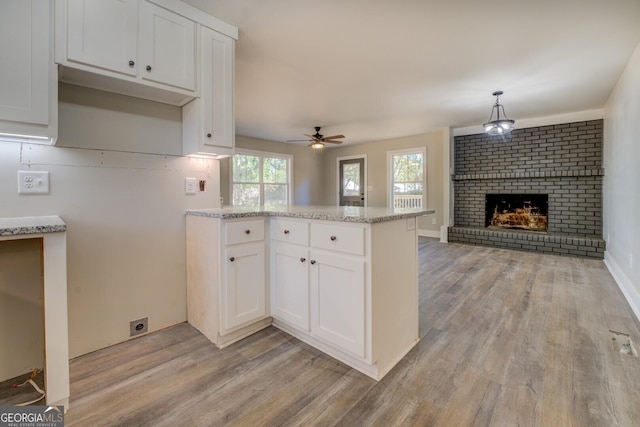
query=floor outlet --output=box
[130,317,148,337]
[610,331,637,357]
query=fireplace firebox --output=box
[485,194,548,232]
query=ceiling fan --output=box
[289,126,345,149]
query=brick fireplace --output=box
[449,120,605,259]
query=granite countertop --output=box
[185,205,435,224]
[0,216,66,236]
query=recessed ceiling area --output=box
[185,0,640,145]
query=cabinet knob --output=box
[206,133,212,138]
[146,65,152,71]
[128,60,135,66]
[300,257,306,263]
[229,257,235,262]
[245,229,251,235]
[284,230,290,234]
[310,260,316,265]
[330,235,337,241]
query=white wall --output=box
[603,41,640,321]
[321,130,445,235]
[0,83,220,358]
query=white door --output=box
[66,0,138,76]
[200,26,234,149]
[223,243,266,331]
[0,0,50,124]
[140,0,195,91]
[271,243,310,330]
[310,251,366,357]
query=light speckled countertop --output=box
[0,216,66,236]
[185,205,435,224]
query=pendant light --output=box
[483,91,515,135]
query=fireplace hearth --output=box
[485,194,548,232]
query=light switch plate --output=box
[18,171,49,194]
[185,177,197,194]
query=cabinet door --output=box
[66,0,137,76]
[0,0,50,125]
[272,243,309,331]
[223,243,266,331]
[141,0,195,91]
[310,251,366,357]
[201,26,234,149]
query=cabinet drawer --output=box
[271,219,309,246]
[310,223,365,256]
[226,219,265,245]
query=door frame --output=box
[336,154,367,207]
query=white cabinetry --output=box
[186,215,270,348]
[271,217,419,380]
[271,219,310,330]
[183,25,235,157]
[0,0,57,143]
[65,0,137,77]
[56,0,197,106]
[310,250,365,357]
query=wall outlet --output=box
[432,217,437,225]
[18,171,49,194]
[129,317,148,337]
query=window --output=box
[231,150,291,206]
[387,148,426,210]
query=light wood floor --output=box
[65,238,640,426]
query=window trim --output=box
[230,148,293,206]
[386,147,427,209]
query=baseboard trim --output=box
[604,251,640,324]
[418,229,439,238]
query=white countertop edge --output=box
[0,216,66,236]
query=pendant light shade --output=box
[483,91,515,136]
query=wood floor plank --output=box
[62,238,640,426]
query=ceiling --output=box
[187,0,640,145]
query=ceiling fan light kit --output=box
[483,91,515,136]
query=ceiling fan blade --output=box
[324,140,343,144]
[321,134,345,140]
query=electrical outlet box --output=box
[18,171,49,194]
[130,317,148,337]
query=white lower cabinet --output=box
[310,250,365,357]
[223,242,266,331]
[188,213,419,380]
[271,242,310,331]
[186,215,270,348]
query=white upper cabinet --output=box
[0,0,57,143]
[66,0,137,77]
[56,0,198,106]
[140,1,195,91]
[183,25,235,157]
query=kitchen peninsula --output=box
[185,205,434,380]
